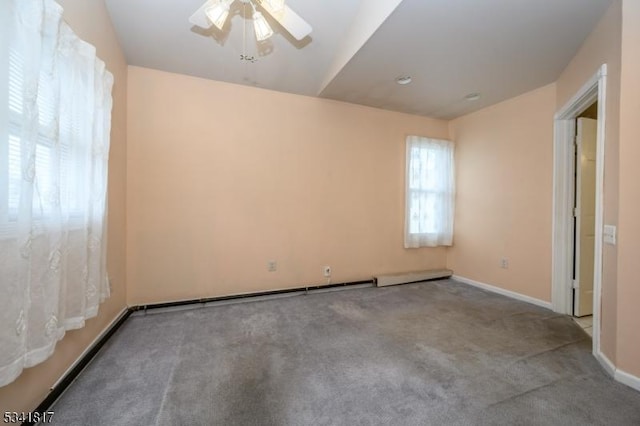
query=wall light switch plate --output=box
[603,225,616,245]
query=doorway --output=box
[573,105,597,318]
[552,64,607,358]
[572,105,598,336]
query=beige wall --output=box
[555,0,622,363]
[126,66,450,305]
[446,84,556,302]
[0,0,128,413]
[616,0,640,379]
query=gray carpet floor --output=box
[50,279,640,425]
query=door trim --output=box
[552,64,607,357]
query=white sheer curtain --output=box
[0,0,113,387]
[404,135,455,248]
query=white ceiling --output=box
[105,0,612,119]
[105,0,363,96]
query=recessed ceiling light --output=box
[395,76,412,85]
[465,93,481,101]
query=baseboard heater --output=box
[374,269,453,287]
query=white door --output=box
[574,117,597,317]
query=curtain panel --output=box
[0,0,113,386]
[404,135,455,248]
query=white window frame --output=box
[404,135,455,248]
[2,48,86,237]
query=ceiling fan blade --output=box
[189,0,217,29]
[261,3,312,41]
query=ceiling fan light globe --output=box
[253,11,274,41]
[205,2,230,30]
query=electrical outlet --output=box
[267,260,277,272]
[323,266,331,277]
[500,258,509,269]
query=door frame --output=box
[551,64,607,356]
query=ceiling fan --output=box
[189,0,312,42]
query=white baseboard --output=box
[596,350,640,392]
[595,350,616,377]
[615,367,640,392]
[451,275,553,310]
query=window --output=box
[0,0,114,387]
[404,135,455,248]
[4,47,90,227]
[7,49,59,221]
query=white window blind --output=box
[404,135,455,248]
[7,49,23,218]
